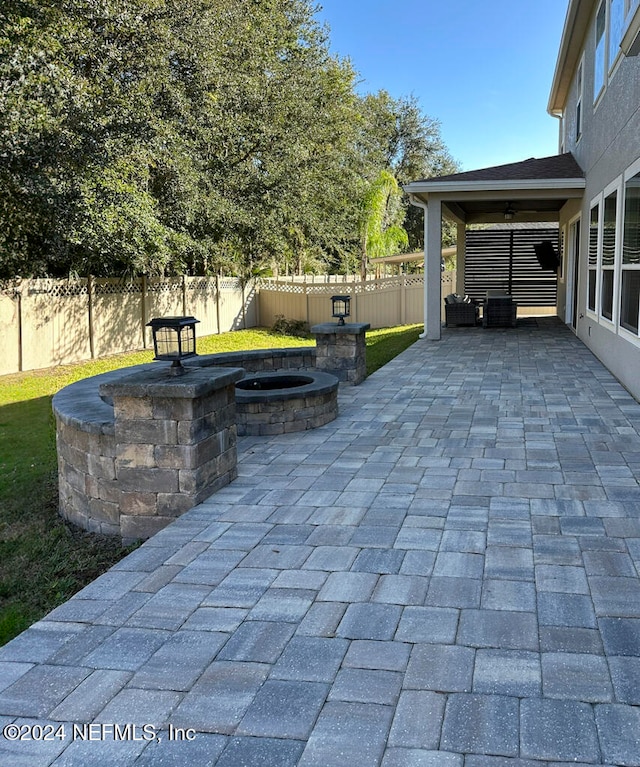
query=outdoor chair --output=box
[482,291,517,328]
[444,294,479,327]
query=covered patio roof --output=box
[402,153,586,340]
[404,153,585,225]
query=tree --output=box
[0,1,457,280]
[357,91,459,253]
[359,170,408,280]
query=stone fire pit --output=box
[235,371,339,436]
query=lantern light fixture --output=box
[331,295,351,325]
[147,316,200,375]
[504,203,516,221]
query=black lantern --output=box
[331,295,351,325]
[147,316,200,375]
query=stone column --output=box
[99,365,243,542]
[311,322,370,385]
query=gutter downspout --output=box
[408,194,430,339]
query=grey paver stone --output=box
[181,606,248,632]
[239,544,313,570]
[82,628,171,671]
[400,550,437,576]
[352,548,406,574]
[337,603,403,640]
[0,625,83,665]
[395,607,459,644]
[249,588,315,622]
[0,665,90,718]
[457,610,538,650]
[426,576,481,608]
[481,579,536,612]
[295,601,347,637]
[49,669,132,721]
[217,620,296,663]
[349,525,400,548]
[173,662,269,733]
[595,704,640,767]
[133,732,228,767]
[609,656,640,704]
[215,736,305,767]
[373,574,430,605]
[382,750,464,767]
[473,650,541,697]
[484,546,533,581]
[44,735,148,766]
[542,652,613,702]
[520,698,600,762]
[317,571,379,602]
[441,693,519,757]
[539,626,604,654]
[600,617,640,655]
[582,550,637,577]
[590,577,640,617]
[202,567,278,607]
[271,636,348,682]
[405,644,474,692]
[126,583,211,630]
[328,667,402,705]
[0,663,34,694]
[535,565,589,594]
[95,688,181,727]
[432,552,484,578]
[298,700,394,767]
[236,680,328,739]
[128,630,227,690]
[302,545,359,571]
[343,640,411,672]
[537,592,597,628]
[388,690,446,749]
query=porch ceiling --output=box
[404,153,586,226]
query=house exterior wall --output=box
[557,0,640,400]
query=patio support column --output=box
[423,197,442,340]
[456,223,466,296]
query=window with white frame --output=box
[601,190,617,321]
[576,58,583,142]
[610,0,625,68]
[621,171,640,334]
[595,1,607,100]
[588,203,600,313]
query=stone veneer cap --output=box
[311,322,371,334]
[99,365,245,399]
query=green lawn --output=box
[0,324,421,645]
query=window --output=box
[588,204,600,313]
[576,58,583,141]
[621,171,640,334]
[601,190,617,321]
[595,1,607,100]
[610,0,625,68]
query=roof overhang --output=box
[548,0,640,112]
[404,178,586,226]
[548,0,594,114]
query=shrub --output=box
[271,315,310,338]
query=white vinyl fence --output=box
[0,276,256,375]
[0,271,458,376]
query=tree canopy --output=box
[0,0,458,280]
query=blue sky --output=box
[314,1,570,173]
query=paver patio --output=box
[2,317,640,766]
